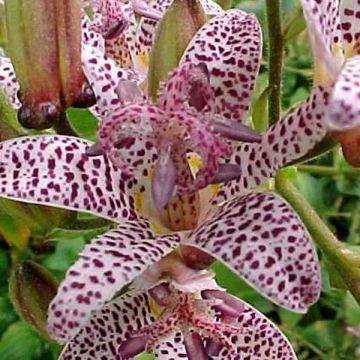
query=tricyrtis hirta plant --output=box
[300,0,360,166]
[0,1,336,357]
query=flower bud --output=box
[5,0,96,129]
[147,0,207,100]
[9,261,58,340]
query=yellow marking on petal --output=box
[187,154,202,172]
[148,296,162,318]
[344,43,357,59]
[133,188,144,214]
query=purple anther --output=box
[210,163,242,184]
[148,283,172,306]
[117,336,147,359]
[212,119,262,143]
[85,142,104,157]
[183,331,208,360]
[151,145,177,211]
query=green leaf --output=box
[344,293,360,326]
[0,297,17,335]
[0,322,42,360]
[0,214,30,250]
[42,238,85,274]
[67,108,98,141]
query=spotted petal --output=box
[58,291,154,360]
[327,55,360,131]
[181,9,262,122]
[48,219,180,343]
[98,103,231,193]
[185,192,321,312]
[0,136,136,222]
[339,0,360,55]
[133,0,223,72]
[299,0,342,79]
[214,85,329,204]
[153,332,188,359]
[157,62,216,113]
[82,44,143,120]
[0,56,20,108]
[216,295,297,360]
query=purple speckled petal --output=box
[157,62,216,113]
[217,295,297,360]
[0,56,20,108]
[81,12,105,51]
[339,0,360,55]
[327,56,360,131]
[48,219,180,343]
[133,0,223,71]
[181,9,262,122]
[214,85,329,203]
[185,192,321,313]
[153,332,188,360]
[0,136,136,222]
[98,102,231,194]
[58,291,154,360]
[82,44,143,120]
[299,0,342,77]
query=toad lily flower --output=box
[57,260,298,360]
[300,0,360,166]
[0,134,318,359]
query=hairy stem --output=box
[266,0,283,125]
[275,170,360,304]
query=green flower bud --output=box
[148,0,207,101]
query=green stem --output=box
[266,0,283,125]
[66,218,113,230]
[298,165,360,177]
[275,171,360,304]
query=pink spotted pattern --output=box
[0,56,20,108]
[339,0,360,52]
[328,55,360,130]
[82,44,143,120]
[300,0,341,72]
[157,62,216,112]
[58,289,296,360]
[217,295,297,360]
[99,101,231,194]
[58,291,155,360]
[213,86,329,203]
[48,219,180,343]
[134,0,223,68]
[186,192,321,313]
[181,9,262,122]
[0,136,136,222]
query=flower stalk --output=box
[275,169,360,304]
[266,0,283,125]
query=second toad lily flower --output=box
[299,0,360,166]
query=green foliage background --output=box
[0,0,359,359]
